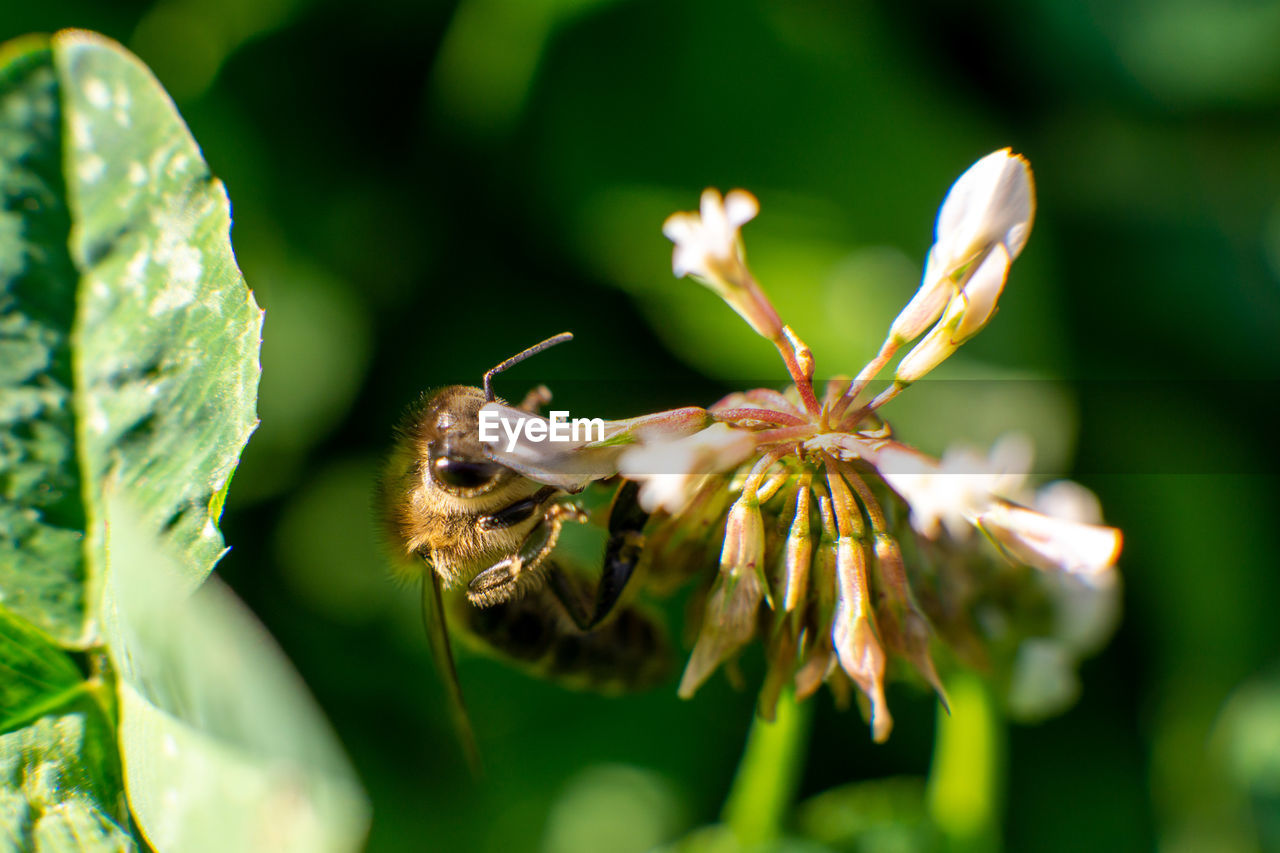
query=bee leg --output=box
[547,480,650,631]
[468,499,587,607]
[477,486,558,532]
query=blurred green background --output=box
[6,1,1280,850]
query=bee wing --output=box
[421,567,482,775]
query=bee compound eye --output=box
[433,456,501,490]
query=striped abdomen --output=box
[456,578,670,693]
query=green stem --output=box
[722,688,813,845]
[926,671,1005,853]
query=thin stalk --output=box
[840,380,909,430]
[926,671,1005,853]
[827,334,902,425]
[772,337,822,417]
[722,688,813,845]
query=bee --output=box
[377,333,670,766]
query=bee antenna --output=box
[484,332,573,402]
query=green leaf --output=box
[1214,671,1280,848]
[102,498,369,852]
[0,605,133,849]
[0,710,135,852]
[0,608,85,734]
[0,35,89,648]
[0,30,262,646]
[795,777,937,853]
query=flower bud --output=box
[721,494,767,588]
[677,554,764,699]
[831,536,893,742]
[888,149,1034,354]
[780,481,812,606]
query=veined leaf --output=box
[0,710,135,852]
[102,498,369,853]
[0,30,262,647]
[0,607,85,734]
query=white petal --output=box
[635,473,703,515]
[1034,480,1103,525]
[661,212,698,244]
[936,149,1035,267]
[617,423,755,477]
[977,501,1122,579]
[665,189,757,282]
[888,246,953,343]
[888,152,1033,347]
[699,188,730,246]
[894,312,960,384]
[671,244,701,278]
[878,438,1037,541]
[723,190,759,228]
[951,242,1011,341]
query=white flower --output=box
[889,149,1035,349]
[894,243,1016,384]
[663,189,783,340]
[976,500,1122,580]
[1033,479,1103,524]
[617,422,756,514]
[876,434,1033,539]
[663,188,759,282]
[625,473,710,517]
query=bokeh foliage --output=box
[4,1,1280,851]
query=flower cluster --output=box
[623,151,1121,739]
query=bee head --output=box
[413,386,509,496]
